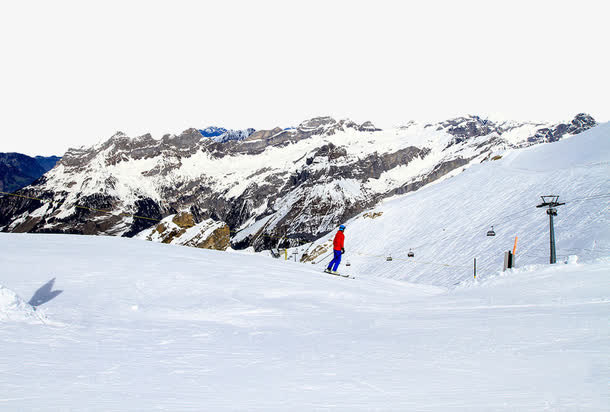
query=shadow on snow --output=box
[28,278,63,307]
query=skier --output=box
[325,224,345,275]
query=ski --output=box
[323,269,355,279]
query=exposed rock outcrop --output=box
[137,212,230,250]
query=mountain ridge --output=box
[0,113,597,251]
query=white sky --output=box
[1,0,608,156]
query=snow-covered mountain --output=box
[0,114,597,251]
[198,126,256,143]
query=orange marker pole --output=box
[513,236,518,255]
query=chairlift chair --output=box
[408,249,414,258]
[487,226,496,236]
[386,255,393,262]
[346,261,351,267]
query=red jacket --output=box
[333,230,345,250]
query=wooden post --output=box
[474,257,477,280]
[503,251,514,271]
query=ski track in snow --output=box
[1,234,609,411]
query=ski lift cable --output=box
[486,192,609,229]
[554,202,610,234]
[3,188,607,253]
[564,192,610,202]
[353,251,471,269]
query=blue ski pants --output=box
[327,249,342,271]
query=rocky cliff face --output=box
[522,113,597,145]
[136,212,230,250]
[0,114,597,251]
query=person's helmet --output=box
[339,224,346,231]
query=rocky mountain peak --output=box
[162,128,205,147]
[213,128,256,143]
[199,126,228,137]
[245,127,285,141]
[298,116,338,131]
[439,115,497,138]
[296,117,381,137]
[110,131,127,139]
[359,121,380,132]
[524,113,597,146]
[568,113,596,134]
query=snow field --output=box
[1,233,608,411]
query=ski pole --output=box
[314,251,334,265]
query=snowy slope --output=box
[303,122,610,287]
[1,233,608,411]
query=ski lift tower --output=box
[536,195,565,264]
